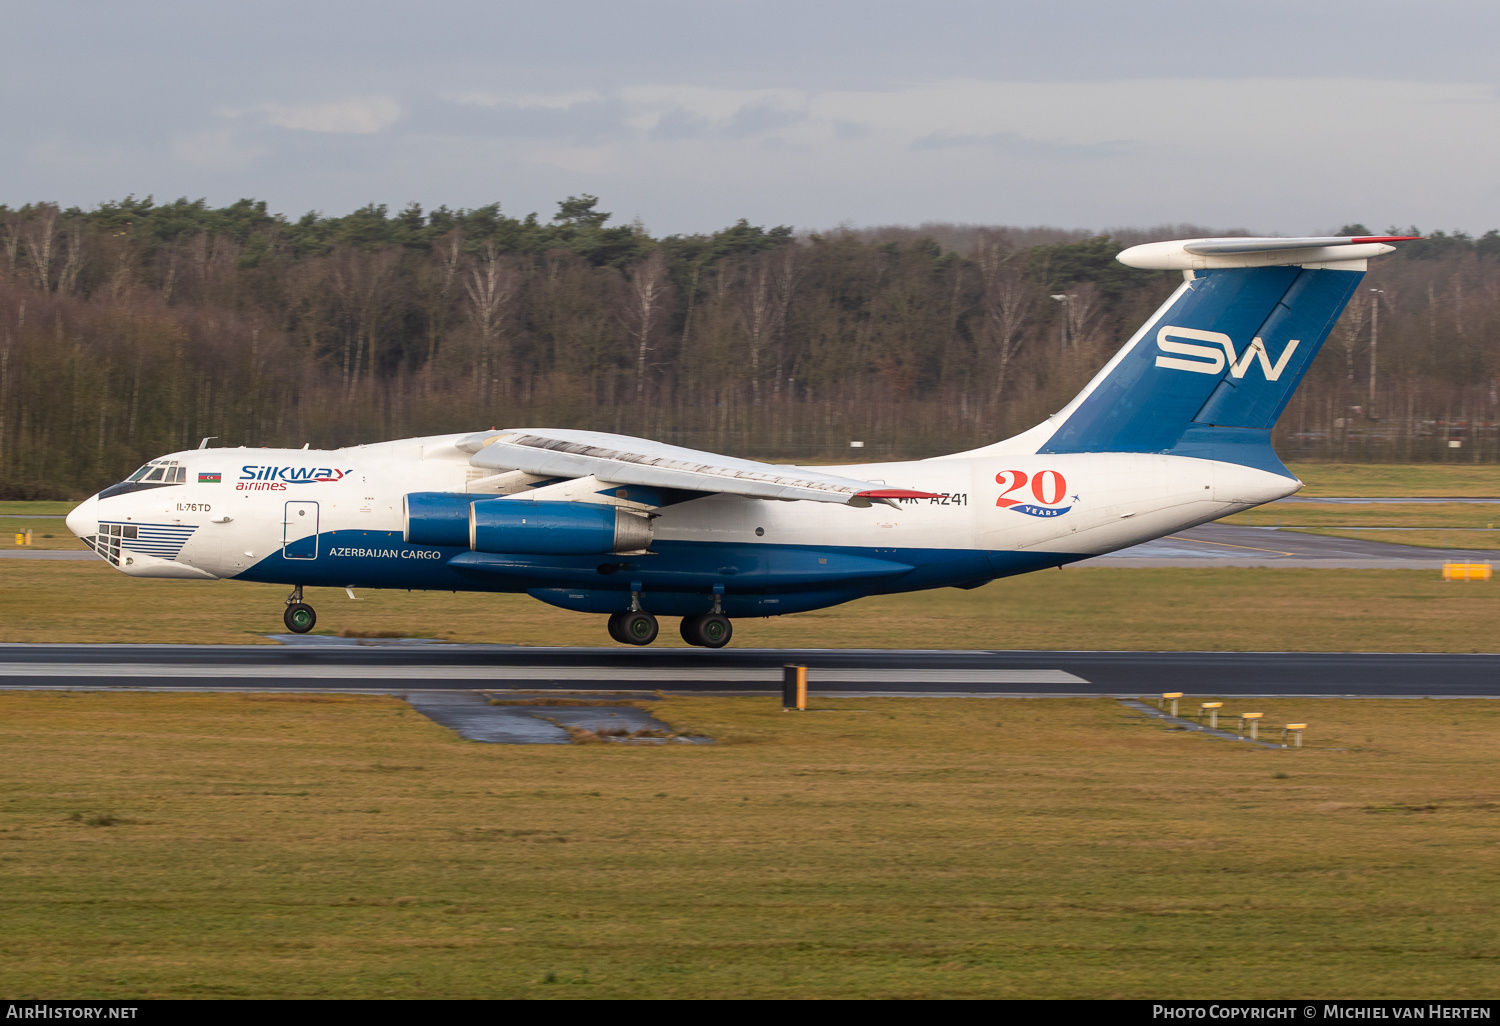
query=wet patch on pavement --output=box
[403,691,710,745]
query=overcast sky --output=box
[6,1,1500,235]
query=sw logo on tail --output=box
[1155,326,1301,381]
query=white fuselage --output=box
[66,432,1298,586]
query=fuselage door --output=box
[283,501,320,560]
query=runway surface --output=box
[6,522,1493,567]
[1071,523,1497,568]
[1,643,1496,697]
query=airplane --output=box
[65,234,1416,647]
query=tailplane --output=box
[995,235,1417,473]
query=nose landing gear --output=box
[284,585,316,634]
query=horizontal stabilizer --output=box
[1119,235,1421,270]
[459,429,940,507]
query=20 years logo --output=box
[995,470,1072,517]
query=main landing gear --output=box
[605,611,733,647]
[680,613,732,649]
[284,585,316,634]
[607,610,658,646]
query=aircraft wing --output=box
[457,428,939,507]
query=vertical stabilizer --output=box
[1021,235,1416,473]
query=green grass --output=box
[4,561,1500,651]
[0,517,86,550]
[1222,502,1500,529]
[1,691,1497,998]
[0,501,76,515]
[1284,463,1500,497]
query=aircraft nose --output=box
[66,495,99,540]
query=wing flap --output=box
[461,429,940,506]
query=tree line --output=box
[1,194,1498,499]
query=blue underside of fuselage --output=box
[233,530,1080,617]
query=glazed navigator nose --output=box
[66,494,99,540]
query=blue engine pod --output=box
[470,499,654,555]
[403,492,477,547]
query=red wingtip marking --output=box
[1351,236,1424,243]
[857,488,944,499]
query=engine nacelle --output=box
[469,499,654,555]
[404,492,477,546]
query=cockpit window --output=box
[101,459,186,499]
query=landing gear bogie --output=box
[608,610,658,646]
[680,613,732,648]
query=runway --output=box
[1070,523,1498,568]
[1,643,1496,697]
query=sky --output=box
[6,0,1500,236]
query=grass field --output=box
[4,561,1500,651]
[1220,503,1500,529]
[1289,528,1500,551]
[1219,502,1500,550]
[1,691,1496,998]
[1283,463,1500,497]
[0,517,85,550]
[0,502,74,516]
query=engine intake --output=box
[403,492,477,546]
[469,499,653,555]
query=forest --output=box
[2,194,1499,498]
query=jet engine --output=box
[470,499,653,555]
[403,492,477,546]
[402,493,653,554]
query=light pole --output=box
[1369,288,1383,407]
[1051,294,1069,350]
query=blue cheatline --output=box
[236,530,1074,617]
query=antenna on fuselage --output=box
[198,437,218,449]
[302,443,310,449]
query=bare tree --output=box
[2,215,20,282]
[624,249,669,403]
[1332,288,1370,383]
[464,242,519,400]
[329,245,399,392]
[975,238,1035,405]
[737,249,797,403]
[768,245,802,401]
[22,204,58,291]
[419,228,464,369]
[57,218,85,294]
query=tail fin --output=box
[1032,235,1415,473]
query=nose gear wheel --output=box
[284,602,316,634]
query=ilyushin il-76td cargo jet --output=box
[66,234,1416,647]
